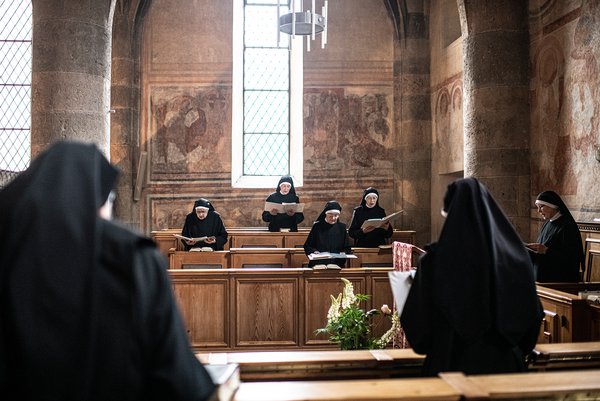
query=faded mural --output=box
[304,89,393,171]
[149,86,231,177]
[530,0,600,220]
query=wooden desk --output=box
[536,283,600,343]
[170,250,229,269]
[530,341,600,371]
[198,349,424,381]
[169,268,393,352]
[229,247,291,268]
[232,369,600,401]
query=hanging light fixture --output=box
[277,0,328,51]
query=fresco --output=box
[149,86,231,177]
[304,89,393,170]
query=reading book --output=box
[307,252,358,261]
[189,247,214,252]
[173,234,208,242]
[264,201,305,214]
[360,210,404,230]
[313,264,342,270]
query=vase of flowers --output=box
[315,277,400,350]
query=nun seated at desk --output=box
[180,198,228,251]
[304,200,352,268]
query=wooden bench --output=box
[198,349,424,381]
[229,248,291,268]
[231,369,600,401]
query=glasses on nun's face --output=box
[325,212,340,224]
[279,182,292,195]
[365,194,378,208]
[195,208,209,220]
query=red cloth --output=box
[392,241,414,348]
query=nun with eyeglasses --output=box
[181,198,228,251]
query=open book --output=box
[264,201,305,214]
[307,252,358,261]
[189,247,214,252]
[313,264,342,270]
[174,234,208,242]
[360,210,404,230]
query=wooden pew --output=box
[198,349,424,381]
[232,369,600,401]
[578,221,600,282]
[152,228,416,258]
[530,341,600,371]
[169,250,229,269]
[536,283,600,343]
[169,267,393,352]
[350,247,393,267]
[229,248,291,268]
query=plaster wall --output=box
[528,0,600,240]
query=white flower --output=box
[380,304,391,315]
[326,293,342,323]
[340,278,357,309]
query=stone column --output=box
[459,0,530,235]
[31,0,115,157]
[110,0,147,227]
[394,6,431,246]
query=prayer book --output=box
[264,201,305,214]
[204,363,240,401]
[388,269,416,315]
[360,210,404,230]
[307,252,358,261]
[174,234,208,242]
[312,264,342,270]
[189,247,214,252]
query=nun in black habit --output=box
[401,177,543,376]
[0,141,215,401]
[304,200,352,268]
[526,190,583,282]
[348,187,393,247]
[262,175,305,232]
[181,198,228,251]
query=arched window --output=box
[232,0,303,188]
[0,1,32,172]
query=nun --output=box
[401,177,543,376]
[303,200,352,268]
[181,198,228,251]
[348,187,393,247]
[262,175,305,232]
[526,190,583,282]
[0,141,215,400]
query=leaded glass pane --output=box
[0,0,32,172]
[244,133,288,175]
[245,4,289,48]
[246,0,288,5]
[244,48,288,90]
[244,90,288,133]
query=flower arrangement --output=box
[315,277,400,350]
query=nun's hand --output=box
[526,243,547,254]
[205,236,216,244]
[185,239,196,246]
[363,226,376,234]
[270,208,279,215]
[285,209,295,216]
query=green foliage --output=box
[315,278,398,350]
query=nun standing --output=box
[262,175,305,232]
[401,178,543,376]
[0,141,215,400]
[526,190,583,282]
[181,198,228,251]
[348,187,393,247]
[304,200,352,268]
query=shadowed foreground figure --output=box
[401,177,543,376]
[0,141,215,401]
